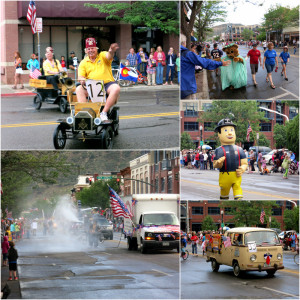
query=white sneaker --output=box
[100,111,110,123]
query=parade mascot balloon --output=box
[213,119,248,200]
[220,43,247,90]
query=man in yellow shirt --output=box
[77,37,120,123]
[43,48,64,94]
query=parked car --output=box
[263,149,289,165]
[249,146,272,158]
[278,230,298,241]
[270,228,282,235]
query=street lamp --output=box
[199,125,203,148]
[221,209,224,234]
[259,106,289,121]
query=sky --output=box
[215,0,299,26]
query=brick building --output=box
[180,100,298,150]
[180,200,298,232]
[1,1,179,84]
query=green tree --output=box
[85,1,179,34]
[1,151,71,216]
[220,201,277,227]
[284,206,299,230]
[198,101,266,145]
[181,1,203,48]
[193,1,226,42]
[202,216,217,231]
[286,115,299,158]
[242,28,253,41]
[76,179,119,209]
[257,133,270,147]
[263,5,299,34]
[270,217,281,229]
[273,124,287,149]
[181,132,195,150]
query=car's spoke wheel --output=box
[100,127,113,149]
[53,125,67,149]
[59,97,68,113]
[33,95,42,110]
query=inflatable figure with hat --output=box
[220,43,247,90]
[213,119,248,200]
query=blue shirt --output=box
[264,50,277,65]
[279,51,290,63]
[26,59,40,70]
[136,52,148,64]
[126,53,137,66]
[180,45,222,98]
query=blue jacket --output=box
[181,45,222,98]
[26,59,40,70]
[166,53,177,66]
[136,52,148,64]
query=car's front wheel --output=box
[53,125,67,149]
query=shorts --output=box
[2,253,8,260]
[250,64,258,74]
[9,263,17,271]
[265,63,275,73]
[104,81,118,93]
[281,61,287,66]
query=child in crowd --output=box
[8,241,19,281]
[1,236,10,267]
[282,155,291,179]
[60,56,68,73]
[146,54,156,86]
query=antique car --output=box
[29,73,73,113]
[53,79,119,149]
[205,227,284,277]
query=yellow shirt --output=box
[78,52,114,84]
[43,59,62,76]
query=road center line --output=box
[279,87,299,99]
[1,112,179,128]
[102,252,112,256]
[152,269,173,277]
[278,268,299,275]
[260,286,298,298]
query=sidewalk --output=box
[1,82,179,98]
[1,263,22,299]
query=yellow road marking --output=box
[1,112,179,128]
[181,179,299,200]
[278,268,299,275]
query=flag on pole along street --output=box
[260,208,265,224]
[27,1,37,34]
[246,122,252,142]
[30,66,41,79]
[109,186,133,218]
[119,63,138,82]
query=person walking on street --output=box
[247,44,262,86]
[191,231,199,256]
[249,150,256,172]
[282,155,291,179]
[257,151,263,174]
[279,46,290,81]
[263,42,278,89]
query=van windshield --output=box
[143,213,179,226]
[244,231,280,246]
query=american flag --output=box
[30,66,41,79]
[223,236,231,248]
[246,122,252,142]
[260,208,265,224]
[109,186,132,219]
[170,234,175,240]
[27,1,37,34]
[157,234,162,241]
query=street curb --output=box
[1,92,35,97]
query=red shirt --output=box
[247,49,261,64]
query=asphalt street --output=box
[1,86,179,150]
[15,232,179,299]
[180,167,299,200]
[181,249,299,299]
[207,45,299,100]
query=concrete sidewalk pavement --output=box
[1,260,22,299]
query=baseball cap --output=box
[70,51,75,54]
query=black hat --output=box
[214,119,237,132]
[70,51,75,54]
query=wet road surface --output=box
[180,167,299,200]
[17,232,179,299]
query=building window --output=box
[140,177,144,194]
[161,177,165,192]
[192,207,203,215]
[155,178,159,193]
[285,201,293,210]
[260,123,272,132]
[132,177,135,194]
[202,103,212,112]
[204,122,214,132]
[167,176,173,193]
[272,208,282,216]
[192,223,202,232]
[289,107,298,120]
[184,102,198,117]
[145,177,148,193]
[184,122,199,131]
[208,207,220,215]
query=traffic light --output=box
[89,177,93,185]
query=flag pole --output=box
[37,32,40,70]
